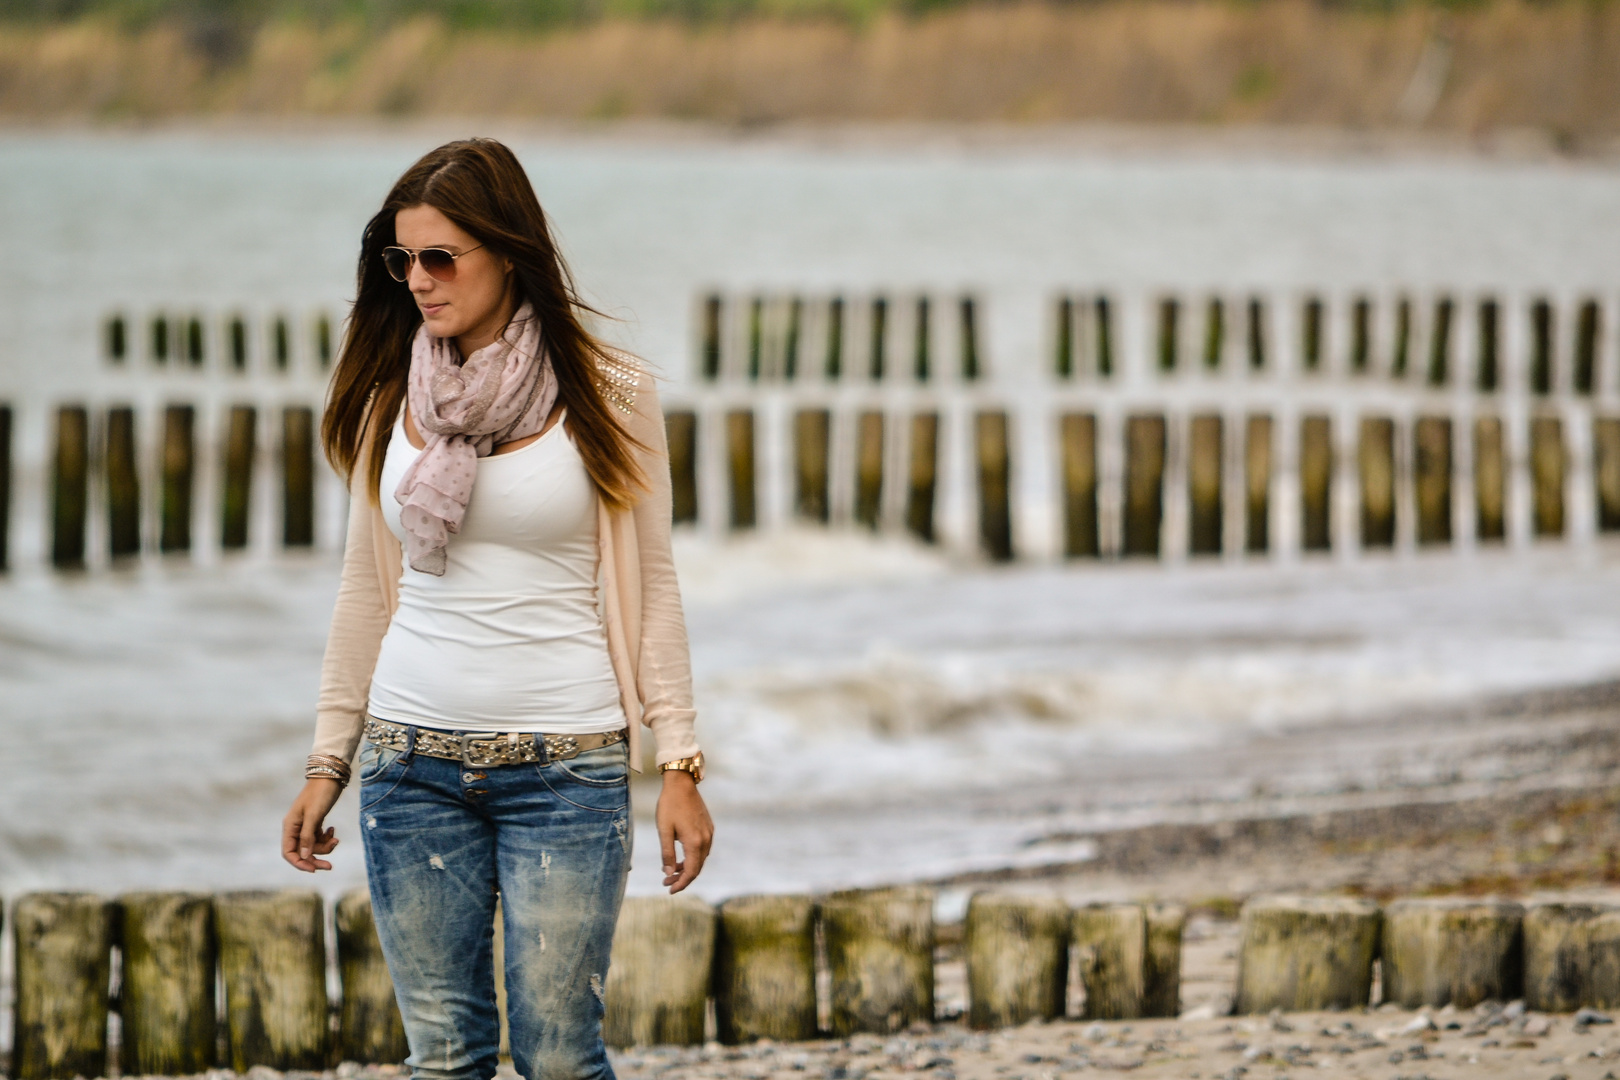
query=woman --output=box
[281,138,713,1080]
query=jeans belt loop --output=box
[402,723,417,761]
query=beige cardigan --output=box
[310,355,700,773]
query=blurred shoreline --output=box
[2,0,1620,148]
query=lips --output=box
[421,302,448,317]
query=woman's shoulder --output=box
[592,345,657,416]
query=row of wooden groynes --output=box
[21,403,317,571]
[671,405,1597,562]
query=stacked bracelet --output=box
[305,754,352,787]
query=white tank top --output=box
[367,411,627,734]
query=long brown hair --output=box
[322,138,647,510]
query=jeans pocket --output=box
[537,743,629,812]
[358,741,402,784]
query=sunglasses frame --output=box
[381,243,485,283]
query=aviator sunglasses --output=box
[381,244,484,283]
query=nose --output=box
[407,256,436,295]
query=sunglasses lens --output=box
[381,248,410,282]
[420,249,458,282]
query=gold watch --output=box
[659,751,705,783]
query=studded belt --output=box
[363,716,626,767]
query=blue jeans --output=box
[359,728,632,1080]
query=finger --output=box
[313,827,340,854]
[658,816,678,880]
[282,811,309,870]
[299,812,321,863]
[673,836,707,891]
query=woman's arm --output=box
[283,451,395,872]
[621,366,713,892]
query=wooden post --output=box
[106,313,128,364]
[1532,416,1566,537]
[1477,298,1500,391]
[215,889,329,1071]
[1532,298,1554,395]
[160,404,195,553]
[1060,413,1099,558]
[52,405,88,569]
[822,886,935,1036]
[1382,898,1523,1010]
[1144,903,1186,1019]
[715,894,818,1044]
[1234,896,1380,1014]
[1245,414,1272,553]
[1301,296,1323,372]
[905,412,939,543]
[1299,415,1333,552]
[854,410,884,530]
[106,407,140,558]
[793,409,829,524]
[12,892,114,1080]
[665,410,699,526]
[869,296,888,381]
[221,405,256,550]
[1073,903,1145,1021]
[282,406,315,547]
[119,892,216,1076]
[975,411,1012,561]
[1157,298,1179,372]
[1596,417,1620,532]
[1523,902,1620,1012]
[727,409,756,530]
[0,402,11,571]
[1122,414,1166,557]
[1187,414,1223,555]
[965,893,1069,1029]
[1359,417,1395,549]
[1475,416,1506,542]
[1413,416,1453,546]
[335,890,409,1064]
[960,297,981,381]
[604,895,716,1048]
[1427,297,1454,386]
[701,295,722,380]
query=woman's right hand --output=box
[282,778,344,872]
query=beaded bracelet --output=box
[305,754,352,787]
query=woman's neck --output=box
[454,295,519,359]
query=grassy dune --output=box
[0,0,1617,136]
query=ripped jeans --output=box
[358,727,632,1080]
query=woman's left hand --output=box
[656,771,714,893]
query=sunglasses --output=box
[381,244,484,283]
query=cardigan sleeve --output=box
[624,370,702,764]
[309,461,394,765]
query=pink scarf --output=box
[394,303,557,575]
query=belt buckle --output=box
[460,733,503,767]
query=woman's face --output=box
[394,203,514,355]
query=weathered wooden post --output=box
[701,295,722,380]
[826,296,846,379]
[1523,901,1620,1012]
[960,297,981,381]
[1301,296,1323,372]
[1123,414,1166,557]
[869,296,888,381]
[1157,297,1179,372]
[1359,417,1395,549]
[221,405,256,550]
[12,892,114,1080]
[52,405,88,568]
[1072,903,1145,1020]
[1531,416,1566,537]
[1576,299,1601,395]
[1061,413,1099,558]
[912,296,929,381]
[822,886,935,1036]
[1144,903,1186,1019]
[1597,417,1620,532]
[229,315,248,371]
[1477,298,1500,390]
[715,894,818,1044]
[282,406,315,547]
[1245,414,1272,552]
[1187,414,1223,555]
[1351,297,1371,373]
[665,410,698,525]
[604,895,716,1048]
[150,314,171,363]
[1531,298,1554,395]
[1413,416,1453,545]
[215,889,329,1071]
[793,409,829,523]
[160,404,195,553]
[1299,415,1333,552]
[1475,416,1506,542]
[106,406,140,558]
[185,316,205,366]
[1234,896,1380,1014]
[854,410,884,529]
[965,892,1069,1029]
[976,411,1012,561]
[119,892,216,1076]
[106,313,128,363]
[1055,297,1074,378]
[905,412,939,543]
[335,890,409,1064]
[727,409,756,530]
[0,402,11,571]
[1382,898,1523,1010]
[1427,296,1454,386]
